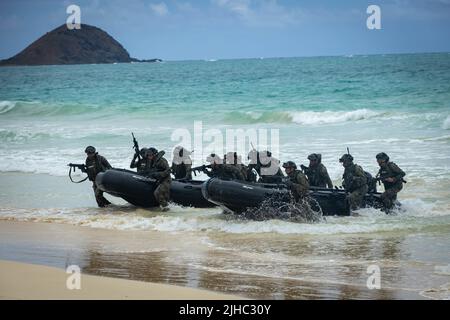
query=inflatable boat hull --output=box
[96,169,215,208]
[202,178,385,216]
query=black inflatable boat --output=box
[96,169,215,208]
[201,178,386,216]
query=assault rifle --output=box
[67,163,88,183]
[132,132,141,160]
[190,164,212,176]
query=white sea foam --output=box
[290,109,382,125]
[0,197,448,235]
[0,101,16,114]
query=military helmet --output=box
[308,153,319,161]
[282,161,297,169]
[139,147,148,157]
[339,154,354,163]
[147,147,158,156]
[376,152,390,162]
[85,146,96,154]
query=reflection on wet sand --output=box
[1,221,448,299]
[79,235,427,299]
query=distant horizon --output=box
[162,50,450,63]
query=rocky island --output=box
[0,24,161,66]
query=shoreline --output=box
[1,218,449,300]
[0,260,244,300]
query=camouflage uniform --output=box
[245,166,258,182]
[286,170,310,202]
[342,163,368,210]
[258,165,284,184]
[130,157,149,174]
[205,164,245,181]
[86,154,112,207]
[377,162,405,210]
[171,147,192,180]
[171,162,192,180]
[225,152,253,182]
[303,163,333,188]
[143,151,172,208]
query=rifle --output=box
[67,163,88,183]
[374,175,407,184]
[300,164,310,174]
[190,164,212,176]
[132,132,141,161]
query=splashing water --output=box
[238,193,324,223]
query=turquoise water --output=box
[1,53,450,176]
[1,52,450,205]
[1,53,450,299]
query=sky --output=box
[0,0,449,60]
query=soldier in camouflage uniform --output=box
[203,154,245,181]
[171,146,192,180]
[224,152,251,181]
[339,154,368,211]
[85,146,112,207]
[143,147,172,210]
[282,161,309,202]
[376,152,406,211]
[130,147,149,174]
[301,153,333,188]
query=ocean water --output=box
[1,53,450,299]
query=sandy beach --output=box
[0,220,246,300]
[1,219,449,299]
[0,259,242,300]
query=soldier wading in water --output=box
[84,146,112,207]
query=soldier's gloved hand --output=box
[149,172,159,179]
[300,164,307,171]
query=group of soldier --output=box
[82,145,406,213]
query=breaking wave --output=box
[0,101,17,114]
[0,100,108,117]
[224,109,386,125]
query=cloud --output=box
[211,0,305,27]
[150,2,169,16]
[214,0,251,17]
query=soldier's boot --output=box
[347,191,363,211]
[95,192,111,207]
[93,184,111,207]
[381,189,398,212]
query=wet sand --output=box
[0,260,243,300]
[1,220,449,299]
